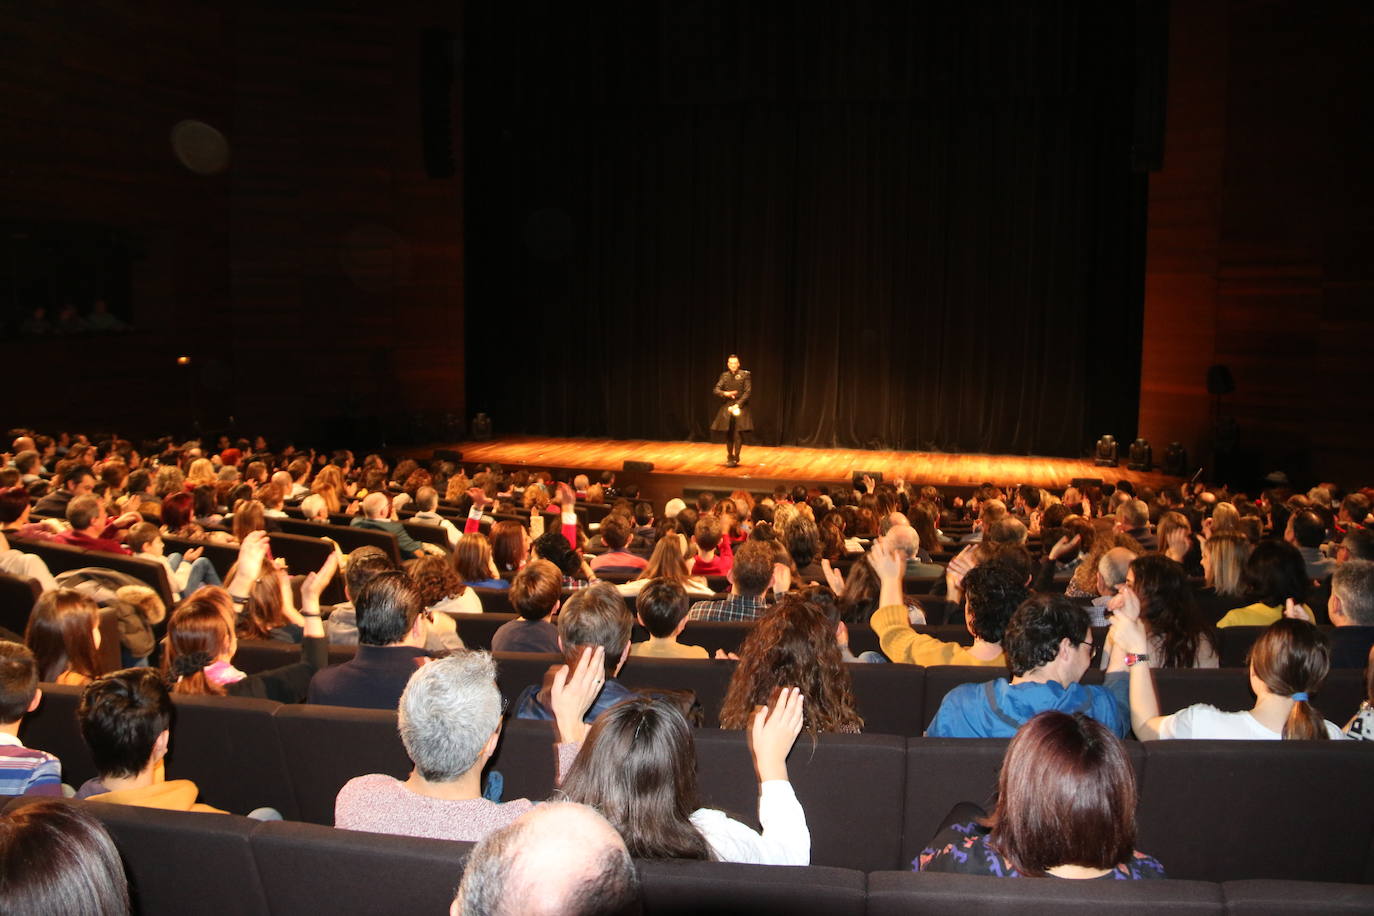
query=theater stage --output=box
[428,436,1183,495]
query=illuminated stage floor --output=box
[428,435,1182,493]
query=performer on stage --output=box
[711,354,752,468]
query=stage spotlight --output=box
[176,355,191,365]
[1094,435,1118,467]
[1163,442,1187,477]
[1127,438,1153,471]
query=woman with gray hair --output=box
[333,650,581,842]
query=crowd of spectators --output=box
[2,426,1373,909]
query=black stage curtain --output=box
[465,0,1149,456]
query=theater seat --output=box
[866,870,1224,914]
[637,859,866,916]
[252,819,469,915]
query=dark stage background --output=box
[465,0,1153,457]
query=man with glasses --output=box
[926,594,1132,738]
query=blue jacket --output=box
[514,676,636,723]
[926,673,1130,738]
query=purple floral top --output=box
[918,822,1165,880]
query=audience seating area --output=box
[18,683,1374,883]
[6,795,1371,915]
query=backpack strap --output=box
[983,679,1024,731]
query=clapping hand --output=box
[550,646,605,744]
[749,687,805,783]
[467,487,489,511]
[556,482,577,509]
[301,549,339,605]
[713,648,740,661]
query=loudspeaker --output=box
[1206,365,1235,396]
[420,28,459,179]
[852,471,884,488]
[433,449,462,463]
[623,460,654,473]
[1070,477,1103,491]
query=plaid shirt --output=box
[686,592,769,623]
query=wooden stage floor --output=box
[433,436,1182,492]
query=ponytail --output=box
[1250,619,1331,741]
[1282,692,1329,741]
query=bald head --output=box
[270,470,293,492]
[1097,547,1136,596]
[885,524,919,560]
[12,436,35,453]
[453,802,639,916]
[362,491,390,519]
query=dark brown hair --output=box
[1248,618,1332,740]
[0,640,39,722]
[235,571,289,640]
[719,594,862,735]
[559,696,712,860]
[0,799,130,916]
[163,588,235,696]
[406,554,465,606]
[1129,554,1215,669]
[988,711,1138,876]
[25,590,102,683]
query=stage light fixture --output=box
[1163,442,1187,477]
[1127,438,1153,471]
[1094,435,1118,467]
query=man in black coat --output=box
[710,354,752,468]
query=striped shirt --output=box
[0,733,62,797]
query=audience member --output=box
[402,555,470,648]
[871,547,1025,667]
[25,589,103,686]
[125,522,221,599]
[309,571,432,709]
[0,641,61,797]
[616,535,714,598]
[1098,555,1218,669]
[1119,617,1343,740]
[351,492,425,559]
[589,516,647,575]
[560,687,808,865]
[689,515,732,576]
[919,712,1164,879]
[719,593,862,734]
[926,595,1129,738]
[514,582,634,721]
[1328,560,1374,668]
[455,532,508,589]
[491,560,562,653]
[335,651,577,841]
[1216,540,1314,628]
[164,532,330,701]
[686,540,773,622]
[323,546,395,644]
[0,799,131,915]
[630,580,707,659]
[452,801,640,916]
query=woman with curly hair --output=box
[1065,527,1144,598]
[1099,554,1217,669]
[406,553,480,623]
[719,593,863,734]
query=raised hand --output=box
[556,482,577,509]
[820,558,846,594]
[1283,598,1315,623]
[550,645,606,744]
[771,562,792,595]
[750,687,805,783]
[301,549,339,604]
[1048,533,1081,562]
[467,487,489,510]
[1106,579,1141,623]
[867,539,904,581]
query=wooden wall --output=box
[1139,0,1374,487]
[0,1,464,445]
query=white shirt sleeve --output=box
[1156,703,1212,740]
[691,781,810,866]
